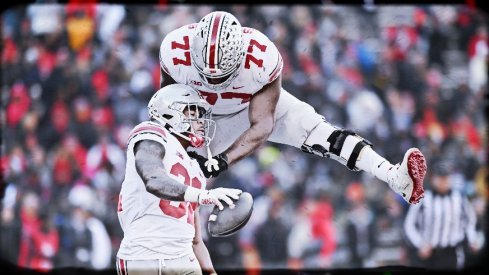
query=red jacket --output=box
[18,210,59,271]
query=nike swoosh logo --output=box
[232,86,244,89]
[378,161,386,168]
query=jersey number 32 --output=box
[159,162,202,226]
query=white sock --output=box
[355,146,395,184]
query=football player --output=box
[116,84,241,275]
[158,11,426,204]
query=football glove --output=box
[198,188,242,210]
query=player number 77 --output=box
[171,36,191,66]
[170,36,267,69]
[244,39,266,69]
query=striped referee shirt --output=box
[403,189,478,249]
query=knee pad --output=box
[301,125,372,171]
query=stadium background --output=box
[1,3,487,272]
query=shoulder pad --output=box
[159,25,195,83]
[127,121,168,145]
[242,28,283,85]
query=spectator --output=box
[467,25,488,93]
[0,184,21,265]
[71,96,98,149]
[65,9,95,52]
[50,145,79,202]
[85,135,125,210]
[56,184,112,270]
[427,16,449,68]
[254,187,289,269]
[38,99,72,151]
[17,191,59,271]
[371,192,408,266]
[344,182,376,268]
[6,83,31,129]
[287,194,336,269]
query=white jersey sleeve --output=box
[242,27,283,86]
[159,24,197,84]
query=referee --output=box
[403,160,484,270]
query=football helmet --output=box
[191,11,245,90]
[148,84,215,147]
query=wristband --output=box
[183,186,202,202]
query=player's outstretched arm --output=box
[223,75,281,165]
[192,207,218,275]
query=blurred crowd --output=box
[1,3,487,272]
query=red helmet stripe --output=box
[208,12,223,70]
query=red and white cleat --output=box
[387,148,427,204]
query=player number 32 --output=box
[159,162,202,225]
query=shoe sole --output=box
[406,149,427,204]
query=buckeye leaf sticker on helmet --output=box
[191,11,245,90]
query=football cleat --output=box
[387,148,427,204]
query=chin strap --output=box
[167,126,191,141]
[165,124,207,148]
[206,145,213,162]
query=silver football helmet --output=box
[191,11,245,90]
[148,84,215,147]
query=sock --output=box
[355,146,395,184]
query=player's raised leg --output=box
[302,120,427,204]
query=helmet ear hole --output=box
[163,114,173,120]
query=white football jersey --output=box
[160,24,283,115]
[117,121,206,260]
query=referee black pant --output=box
[422,246,464,270]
